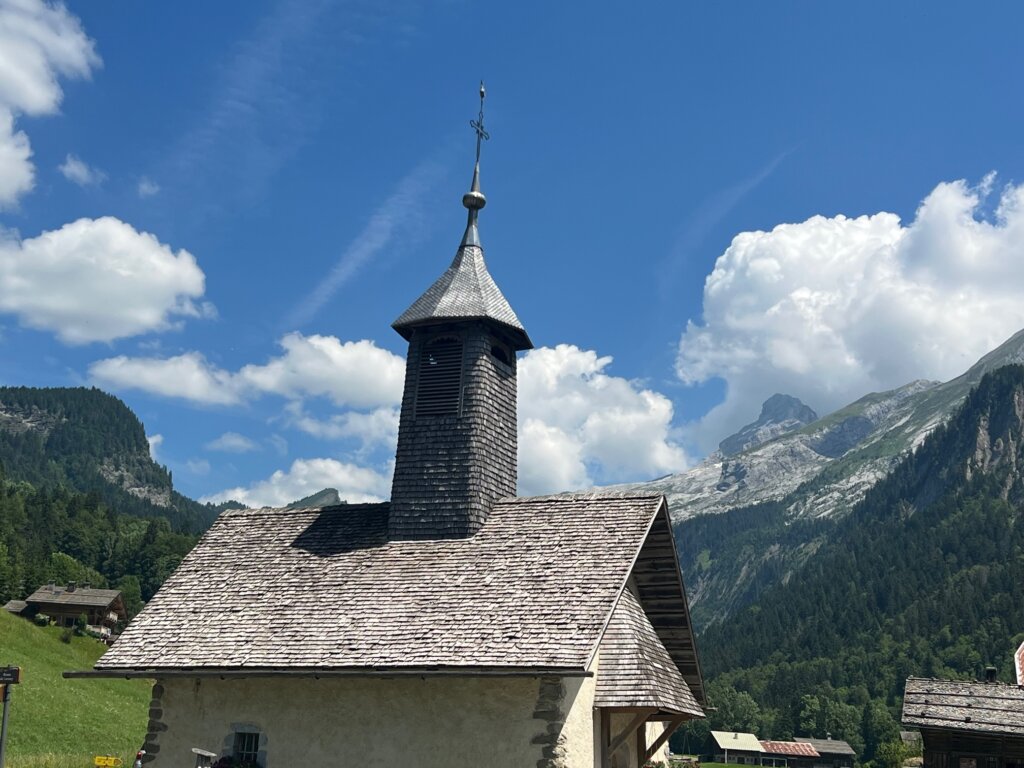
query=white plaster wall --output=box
[150,672,599,768]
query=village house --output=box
[68,88,707,768]
[794,737,856,768]
[902,668,1024,768]
[708,731,767,764]
[20,582,126,637]
[759,741,821,768]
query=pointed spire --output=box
[461,81,488,247]
[392,82,531,351]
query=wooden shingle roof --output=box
[94,493,702,690]
[594,586,702,716]
[902,677,1024,736]
[392,242,532,350]
[27,585,121,610]
[795,738,856,756]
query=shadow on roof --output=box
[290,504,390,557]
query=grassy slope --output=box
[0,610,149,764]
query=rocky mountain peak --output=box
[719,393,819,457]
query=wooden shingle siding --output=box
[390,324,518,539]
[631,508,706,705]
[594,586,702,716]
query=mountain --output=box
[719,394,818,457]
[682,365,1024,762]
[636,328,1024,525]
[619,329,1024,629]
[0,386,217,531]
[288,487,343,509]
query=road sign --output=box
[0,668,20,685]
[94,756,124,767]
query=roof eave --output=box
[391,316,533,350]
[68,664,593,680]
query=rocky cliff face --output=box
[626,328,1024,627]
[0,386,215,530]
[628,329,1024,525]
[719,394,818,456]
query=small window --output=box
[415,337,463,417]
[491,344,510,365]
[233,731,259,763]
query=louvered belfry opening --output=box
[415,336,464,418]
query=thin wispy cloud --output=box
[659,148,794,302]
[147,0,405,222]
[284,157,447,329]
[137,177,160,197]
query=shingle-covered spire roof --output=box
[391,239,532,350]
[392,83,531,350]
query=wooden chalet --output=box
[902,676,1024,768]
[70,87,707,768]
[760,741,821,768]
[794,737,856,768]
[25,583,125,636]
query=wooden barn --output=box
[902,676,1024,768]
[795,737,856,768]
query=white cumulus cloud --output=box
[205,432,260,453]
[58,153,104,186]
[517,344,689,495]
[678,175,1024,450]
[0,217,208,344]
[0,0,100,207]
[90,333,405,409]
[91,351,239,405]
[236,334,405,408]
[286,403,400,450]
[202,457,393,508]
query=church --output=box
[70,87,707,768]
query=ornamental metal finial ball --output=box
[463,186,486,211]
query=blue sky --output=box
[3,1,1024,505]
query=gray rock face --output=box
[626,327,1024,525]
[0,403,65,436]
[719,394,818,456]
[98,459,173,508]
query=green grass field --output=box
[0,610,150,766]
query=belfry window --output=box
[415,337,463,417]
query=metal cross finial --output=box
[470,81,489,162]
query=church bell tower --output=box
[388,84,532,539]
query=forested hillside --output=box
[0,387,227,611]
[677,366,1024,763]
[0,386,218,531]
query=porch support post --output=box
[609,709,657,755]
[645,715,687,762]
[600,709,611,768]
